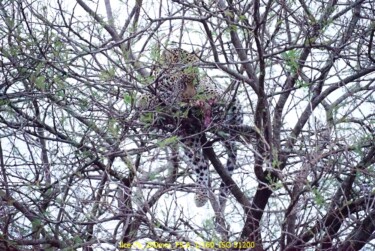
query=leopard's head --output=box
[161,48,199,65]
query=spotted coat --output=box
[137,48,243,207]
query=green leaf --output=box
[229,24,238,32]
[140,112,154,123]
[79,99,88,109]
[123,93,133,104]
[297,80,309,88]
[157,136,179,148]
[148,172,158,180]
[0,99,9,106]
[239,15,247,21]
[282,49,300,74]
[313,188,325,206]
[100,68,116,81]
[183,65,199,76]
[150,45,161,61]
[31,219,42,228]
[139,75,156,85]
[35,76,46,90]
[73,235,83,244]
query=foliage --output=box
[0,0,374,250]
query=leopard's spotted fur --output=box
[137,48,243,207]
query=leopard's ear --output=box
[193,48,200,55]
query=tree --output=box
[0,0,374,250]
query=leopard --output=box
[136,48,243,207]
[155,48,200,105]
